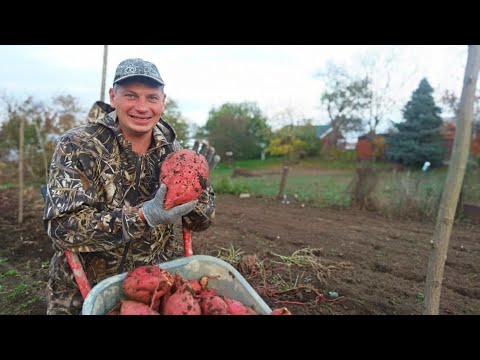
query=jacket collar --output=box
[86,101,177,151]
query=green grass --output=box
[16,295,42,312]
[0,182,15,190]
[7,283,29,302]
[373,168,480,219]
[213,157,283,177]
[211,164,353,208]
[463,168,480,204]
[210,156,480,219]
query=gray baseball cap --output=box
[113,58,165,86]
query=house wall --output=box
[356,138,373,160]
[321,133,345,151]
[472,134,480,156]
[355,135,387,161]
[441,122,480,158]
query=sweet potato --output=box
[120,300,160,315]
[172,273,188,287]
[160,149,209,210]
[188,279,202,294]
[122,265,174,309]
[162,284,201,315]
[269,307,292,315]
[197,288,217,297]
[223,296,256,315]
[160,288,172,314]
[197,295,230,315]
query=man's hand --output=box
[192,140,221,171]
[141,184,197,227]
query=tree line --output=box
[2,66,479,185]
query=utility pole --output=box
[100,45,108,102]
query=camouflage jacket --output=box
[44,101,215,289]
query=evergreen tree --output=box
[387,78,444,167]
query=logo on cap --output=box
[113,58,165,86]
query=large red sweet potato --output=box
[160,149,209,210]
[162,283,201,315]
[122,265,174,309]
[197,295,230,315]
[197,288,217,297]
[223,297,256,315]
[120,300,160,315]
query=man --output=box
[43,58,218,315]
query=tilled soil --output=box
[0,189,478,315]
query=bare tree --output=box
[440,89,460,118]
[423,45,480,315]
[1,95,84,186]
[359,50,397,135]
[357,48,420,163]
[270,106,304,130]
[318,62,370,148]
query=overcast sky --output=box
[0,45,468,131]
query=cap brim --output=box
[113,74,164,86]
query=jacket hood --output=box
[86,101,115,126]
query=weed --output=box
[215,244,244,265]
[272,248,353,283]
[0,269,18,279]
[212,177,249,195]
[15,295,42,313]
[7,283,28,302]
[416,292,425,302]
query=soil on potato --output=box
[1,188,478,315]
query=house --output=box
[441,120,480,159]
[315,125,345,150]
[355,133,389,161]
[472,130,480,156]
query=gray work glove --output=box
[142,184,197,227]
[192,140,221,171]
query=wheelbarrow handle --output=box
[65,250,91,300]
[182,217,193,257]
[40,186,92,300]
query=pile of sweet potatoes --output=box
[107,265,290,315]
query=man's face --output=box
[109,81,166,139]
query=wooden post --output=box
[277,165,289,199]
[34,121,49,183]
[423,45,480,314]
[18,115,24,224]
